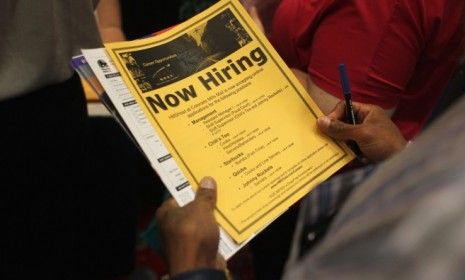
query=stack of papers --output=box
[72,0,354,259]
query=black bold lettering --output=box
[198,72,220,90]
[146,95,168,114]
[227,59,241,75]
[250,47,268,66]
[236,56,253,71]
[176,85,197,101]
[165,94,180,107]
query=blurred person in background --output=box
[246,2,465,277]
[268,0,465,140]
[0,0,143,277]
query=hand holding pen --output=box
[336,64,363,157]
[317,101,407,162]
[316,64,407,162]
[338,64,357,125]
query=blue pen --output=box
[338,64,357,125]
[338,64,363,158]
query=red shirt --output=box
[271,0,464,140]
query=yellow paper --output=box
[105,0,354,243]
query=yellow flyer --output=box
[105,0,354,243]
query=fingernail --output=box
[318,116,331,127]
[200,177,216,189]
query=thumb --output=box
[317,116,358,141]
[249,6,265,33]
[195,176,217,210]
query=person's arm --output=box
[95,0,126,43]
[317,101,407,162]
[244,0,281,36]
[269,1,435,118]
[156,177,227,279]
[291,68,396,117]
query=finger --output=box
[248,6,265,33]
[350,101,373,120]
[326,101,347,121]
[195,176,217,211]
[155,198,178,221]
[317,116,359,141]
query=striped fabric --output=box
[284,95,465,279]
[286,165,376,268]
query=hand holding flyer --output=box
[104,0,354,244]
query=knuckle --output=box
[358,128,374,142]
[202,193,215,205]
[329,121,344,134]
[155,199,177,221]
[178,219,200,237]
[197,194,216,209]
